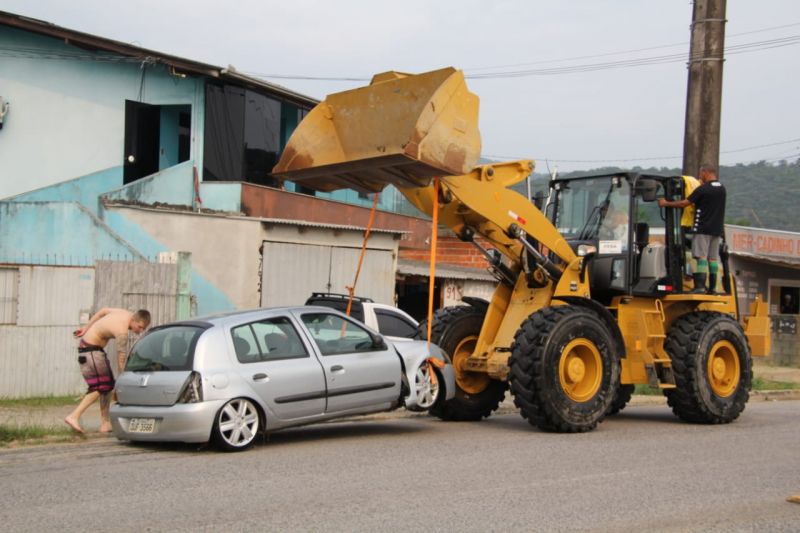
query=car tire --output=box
[663,312,752,424]
[417,305,507,421]
[211,398,261,452]
[407,363,441,411]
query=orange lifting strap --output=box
[345,193,381,318]
[426,177,440,346]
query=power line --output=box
[240,23,800,82]
[483,137,800,165]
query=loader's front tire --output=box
[509,306,619,432]
[663,312,751,424]
[416,306,506,421]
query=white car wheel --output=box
[413,363,440,410]
[213,398,260,451]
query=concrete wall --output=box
[107,205,400,315]
[0,201,144,264]
[0,26,205,199]
[102,160,195,207]
[6,167,122,215]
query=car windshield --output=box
[552,176,631,242]
[126,325,206,371]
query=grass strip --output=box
[0,396,76,408]
[0,423,78,446]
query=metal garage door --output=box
[261,241,395,307]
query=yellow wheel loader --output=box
[273,68,771,432]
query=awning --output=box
[397,259,497,282]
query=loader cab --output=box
[547,172,685,305]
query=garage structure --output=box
[726,224,800,366]
[259,219,401,307]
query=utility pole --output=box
[682,0,727,177]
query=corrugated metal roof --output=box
[260,218,407,235]
[397,259,497,282]
[0,10,318,107]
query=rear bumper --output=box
[110,400,226,443]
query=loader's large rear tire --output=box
[663,312,752,424]
[416,306,507,421]
[509,306,619,432]
[607,383,635,416]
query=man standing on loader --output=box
[659,164,727,293]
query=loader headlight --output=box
[577,244,597,257]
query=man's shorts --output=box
[78,348,115,393]
[692,234,721,261]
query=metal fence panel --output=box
[17,266,94,326]
[0,326,84,397]
[0,267,19,324]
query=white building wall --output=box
[0,26,203,199]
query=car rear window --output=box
[126,325,206,371]
[306,298,365,322]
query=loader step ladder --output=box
[642,303,676,389]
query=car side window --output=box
[231,317,308,363]
[250,318,308,361]
[301,312,381,356]
[374,310,416,338]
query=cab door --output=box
[298,311,400,413]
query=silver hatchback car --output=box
[110,306,455,451]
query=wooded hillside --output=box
[513,160,800,233]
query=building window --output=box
[779,286,800,315]
[0,268,19,324]
[204,84,310,187]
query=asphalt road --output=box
[1,402,799,532]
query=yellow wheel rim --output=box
[451,335,489,395]
[707,340,740,397]
[558,339,602,402]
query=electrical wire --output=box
[483,137,800,166]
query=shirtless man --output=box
[64,308,150,433]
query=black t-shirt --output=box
[688,180,726,236]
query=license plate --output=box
[128,418,156,433]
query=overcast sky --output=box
[2,0,798,173]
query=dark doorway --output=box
[124,100,161,184]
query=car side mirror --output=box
[371,332,388,351]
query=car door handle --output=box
[252,373,269,382]
[330,365,344,372]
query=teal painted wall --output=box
[0,202,143,264]
[200,182,242,212]
[103,160,195,206]
[6,167,123,216]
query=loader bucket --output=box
[272,67,481,193]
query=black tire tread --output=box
[416,305,507,421]
[663,311,752,424]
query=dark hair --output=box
[699,164,717,176]
[133,309,151,326]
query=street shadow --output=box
[119,418,425,453]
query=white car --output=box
[110,306,454,451]
[304,293,419,340]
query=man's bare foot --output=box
[99,422,113,433]
[64,416,84,434]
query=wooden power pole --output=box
[682,0,727,177]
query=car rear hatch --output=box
[116,324,208,406]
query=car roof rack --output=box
[308,292,374,303]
